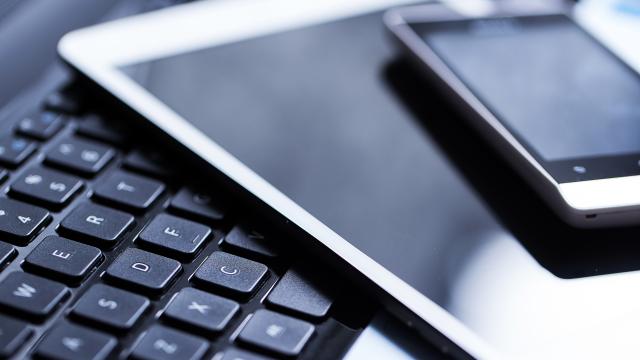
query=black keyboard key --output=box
[0,272,68,322]
[169,188,225,223]
[0,136,36,168]
[105,248,181,295]
[266,268,333,320]
[59,202,134,248]
[0,315,31,358]
[35,321,116,360]
[0,198,50,244]
[76,115,127,146]
[218,348,271,360]
[71,284,149,331]
[45,137,115,177]
[237,310,314,357]
[0,169,7,185]
[44,92,81,114]
[138,214,211,260]
[130,325,208,360]
[222,225,278,260]
[23,236,101,284]
[16,112,65,141]
[163,287,239,335]
[123,150,171,179]
[93,171,165,212]
[193,252,268,298]
[10,167,83,209]
[0,242,16,269]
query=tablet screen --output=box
[119,11,640,358]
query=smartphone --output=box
[385,4,640,227]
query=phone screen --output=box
[414,15,640,183]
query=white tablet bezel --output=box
[58,0,498,358]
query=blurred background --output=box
[1,0,639,109]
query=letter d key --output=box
[132,262,150,272]
[105,248,182,295]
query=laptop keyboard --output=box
[0,90,364,359]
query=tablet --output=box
[60,0,640,358]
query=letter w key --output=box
[0,272,69,322]
[13,283,36,298]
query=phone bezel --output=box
[384,4,640,227]
[58,0,498,359]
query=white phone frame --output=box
[58,0,500,358]
[385,4,640,228]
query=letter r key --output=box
[85,215,104,225]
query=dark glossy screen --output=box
[120,13,640,358]
[419,15,640,182]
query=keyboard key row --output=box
[0,285,315,359]
[0,197,135,248]
[100,248,272,300]
[0,252,319,358]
